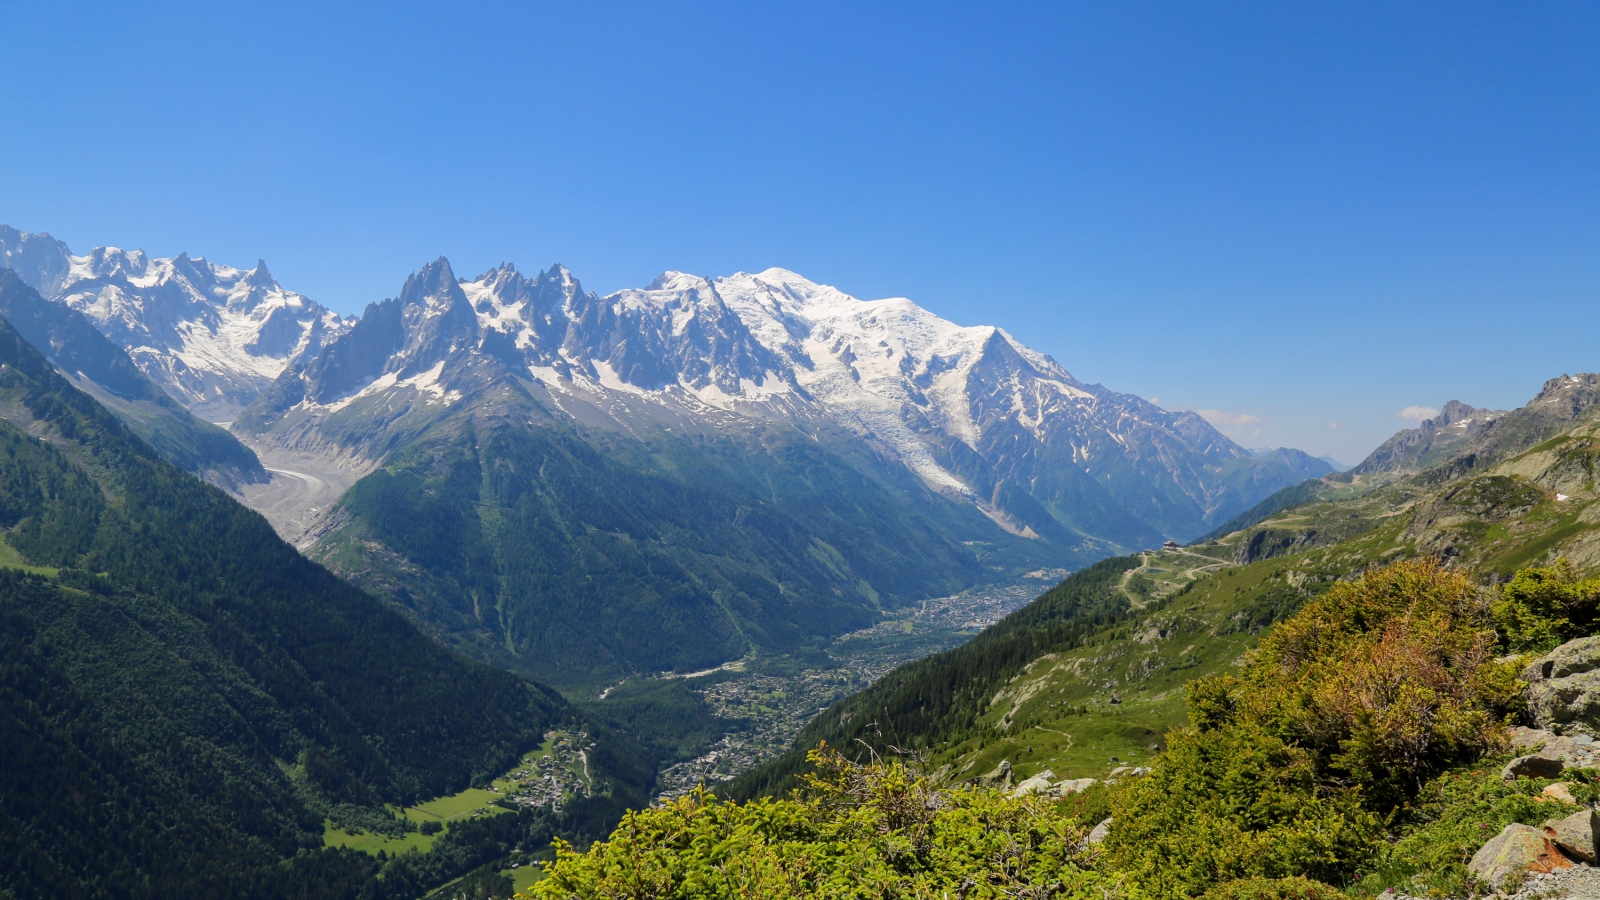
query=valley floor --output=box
[650,576,1059,799]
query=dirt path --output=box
[1033,724,1074,750]
[1120,548,1232,606]
[1162,547,1230,582]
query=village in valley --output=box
[651,575,1062,799]
[491,729,594,813]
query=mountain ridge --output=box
[2,227,1337,693]
[239,256,1331,546]
[0,269,265,486]
[0,225,351,420]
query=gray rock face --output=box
[1010,770,1055,797]
[1509,726,1600,768]
[1352,399,1507,478]
[972,759,1013,789]
[1541,809,1600,864]
[1468,822,1574,891]
[1523,637,1600,735]
[0,225,73,299]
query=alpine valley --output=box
[0,227,1329,693]
[6,225,1600,900]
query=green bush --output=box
[1491,559,1600,653]
[1199,876,1349,900]
[1107,722,1377,900]
[528,746,1134,900]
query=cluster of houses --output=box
[489,730,593,814]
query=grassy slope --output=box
[731,383,1600,797]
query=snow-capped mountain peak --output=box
[0,226,351,420]
[5,228,1337,548]
[266,258,1290,542]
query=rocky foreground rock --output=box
[1541,809,1600,864]
[1455,647,1600,899]
[1523,637,1600,735]
[1468,823,1574,891]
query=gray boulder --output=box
[1523,637,1600,734]
[1509,726,1600,768]
[1468,822,1574,891]
[972,759,1014,789]
[1542,809,1600,864]
[1048,777,1098,797]
[1501,754,1565,781]
[1085,817,1113,846]
[1011,769,1055,796]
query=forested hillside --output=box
[537,557,1600,899]
[0,310,651,900]
[304,382,1055,692]
[725,555,1142,799]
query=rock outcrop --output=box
[1509,726,1600,768]
[972,759,1014,789]
[1522,637,1600,735]
[1011,770,1055,796]
[1049,777,1099,797]
[1502,754,1566,781]
[1085,818,1113,846]
[1541,809,1600,865]
[1468,822,1574,892]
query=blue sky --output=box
[2,1,1596,463]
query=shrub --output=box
[1199,876,1349,900]
[1107,559,1527,899]
[1107,722,1378,900]
[1244,558,1522,807]
[527,746,1133,899]
[1491,558,1600,653]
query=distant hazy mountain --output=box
[0,225,350,420]
[227,258,1326,687]
[1350,399,1509,477]
[4,226,1335,685]
[1198,389,1586,541]
[1317,454,1352,472]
